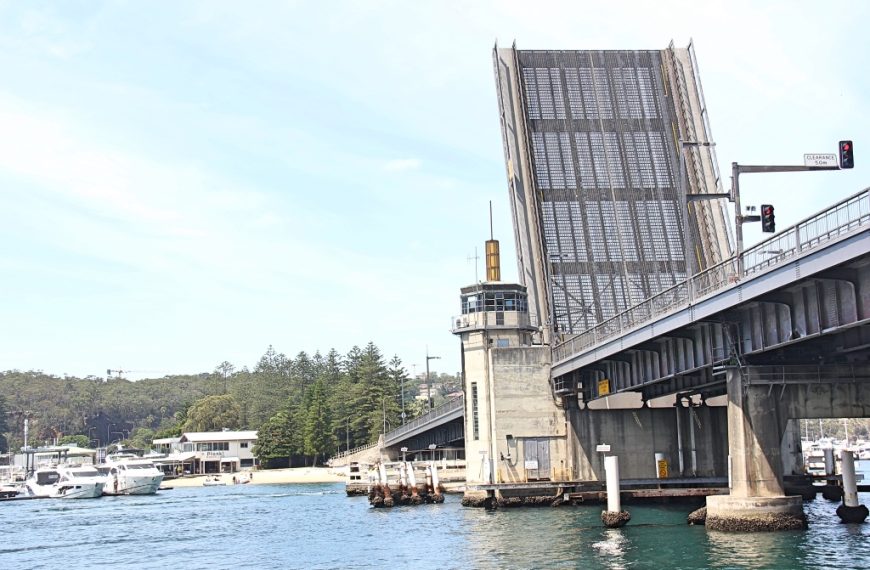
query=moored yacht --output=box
[24,465,105,499]
[99,453,164,495]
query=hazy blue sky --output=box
[1,0,867,380]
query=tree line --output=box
[0,343,460,467]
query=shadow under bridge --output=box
[383,395,464,456]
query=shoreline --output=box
[163,467,346,488]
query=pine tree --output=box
[303,378,335,465]
[388,355,410,423]
[252,411,297,469]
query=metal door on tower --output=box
[523,438,551,481]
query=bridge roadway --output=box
[552,188,870,403]
[382,395,464,452]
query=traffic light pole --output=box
[730,162,839,277]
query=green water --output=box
[1,484,868,569]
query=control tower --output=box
[453,237,568,498]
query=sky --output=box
[0,0,867,380]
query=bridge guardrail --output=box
[554,188,870,363]
[329,442,378,464]
[384,395,464,443]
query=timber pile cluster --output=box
[368,462,445,508]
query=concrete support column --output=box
[706,368,806,531]
[725,368,785,497]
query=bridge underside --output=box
[555,236,870,406]
[384,417,464,458]
[380,396,465,460]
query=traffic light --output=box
[839,140,854,169]
[761,204,775,233]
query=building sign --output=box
[524,459,539,470]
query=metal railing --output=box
[329,442,377,463]
[450,313,539,332]
[385,395,465,443]
[553,188,870,363]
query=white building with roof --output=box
[153,430,257,474]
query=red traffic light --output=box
[839,140,854,169]
[761,204,775,233]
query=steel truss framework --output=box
[494,44,731,341]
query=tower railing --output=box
[553,188,870,363]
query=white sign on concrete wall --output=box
[524,460,539,470]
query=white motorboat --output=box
[99,453,164,495]
[24,466,105,499]
[0,465,23,498]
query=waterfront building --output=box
[153,430,258,474]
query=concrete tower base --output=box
[461,490,491,508]
[705,495,807,531]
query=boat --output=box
[23,465,105,499]
[98,452,164,496]
[0,465,23,498]
[0,483,20,499]
[202,475,226,486]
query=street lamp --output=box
[400,368,409,425]
[425,348,441,413]
[428,443,437,464]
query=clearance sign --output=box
[597,378,611,396]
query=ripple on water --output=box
[1,485,869,569]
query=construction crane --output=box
[105,369,168,381]
[106,369,130,380]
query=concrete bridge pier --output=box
[706,368,807,531]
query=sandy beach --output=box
[164,467,346,488]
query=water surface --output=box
[1,479,868,569]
